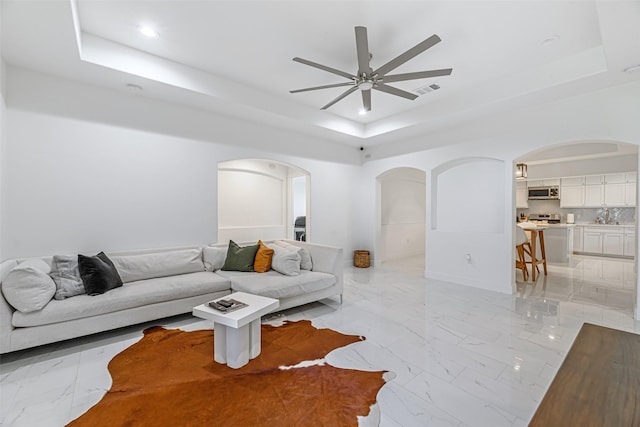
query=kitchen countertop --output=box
[573,223,635,227]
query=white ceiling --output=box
[2,0,640,153]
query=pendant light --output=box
[516,163,528,180]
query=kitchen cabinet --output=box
[602,228,624,256]
[579,226,633,258]
[544,226,574,263]
[526,178,560,187]
[604,173,626,184]
[585,175,604,185]
[573,225,583,252]
[583,228,604,253]
[516,181,528,208]
[560,185,585,207]
[562,176,585,186]
[604,183,626,206]
[624,227,636,257]
[584,184,604,207]
[626,183,636,206]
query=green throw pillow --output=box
[221,240,259,272]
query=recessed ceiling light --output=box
[541,35,560,46]
[359,109,368,115]
[139,26,158,38]
[624,64,640,74]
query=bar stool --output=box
[518,222,547,281]
[515,226,529,280]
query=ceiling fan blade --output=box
[290,82,354,94]
[293,57,354,80]
[383,68,453,83]
[373,83,418,100]
[355,26,372,75]
[321,86,359,110]
[362,89,371,112]
[373,34,442,77]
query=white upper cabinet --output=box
[516,181,528,208]
[527,178,560,187]
[604,173,626,184]
[560,185,585,207]
[561,176,584,186]
[604,182,626,206]
[585,184,605,206]
[531,173,637,207]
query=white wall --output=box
[0,57,6,261]
[379,168,425,262]
[3,106,358,260]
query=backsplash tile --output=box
[517,200,636,224]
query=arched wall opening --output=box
[512,140,639,319]
[375,167,426,272]
[217,159,310,243]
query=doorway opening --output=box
[375,167,426,275]
[514,140,639,319]
[217,159,310,243]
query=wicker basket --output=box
[353,250,370,268]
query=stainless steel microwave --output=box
[528,186,559,200]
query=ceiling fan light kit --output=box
[290,26,452,112]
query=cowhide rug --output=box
[68,320,389,426]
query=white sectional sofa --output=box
[0,240,343,354]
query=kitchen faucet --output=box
[605,209,610,224]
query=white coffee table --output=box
[192,292,279,369]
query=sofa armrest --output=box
[0,260,18,353]
[282,240,343,288]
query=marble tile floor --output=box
[1,259,639,427]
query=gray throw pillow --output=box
[221,240,259,272]
[50,255,85,300]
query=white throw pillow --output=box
[267,244,301,276]
[2,262,56,313]
[50,254,85,300]
[202,246,227,272]
[274,241,312,270]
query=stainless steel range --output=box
[529,213,561,224]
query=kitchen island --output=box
[543,224,575,263]
[520,222,575,264]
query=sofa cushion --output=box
[50,255,86,300]
[110,248,205,283]
[267,244,300,276]
[221,240,259,272]
[78,252,123,296]
[274,241,313,270]
[216,270,335,299]
[2,260,56,313]
[203,246,227,272]
[253,240,274,273]
[12,272,230,327]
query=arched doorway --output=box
[375,167,426,275]
[217,159,310,243]
[514,140,639,318]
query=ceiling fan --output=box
[290,26,453,112]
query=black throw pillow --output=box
[78,252,123,296]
